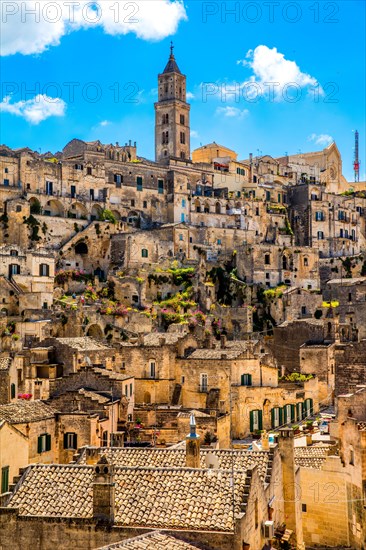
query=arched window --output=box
[215,202,221,214]
[282,255,288,270]
[141,249,148,258]
[303,257,308,267]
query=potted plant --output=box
[292,424,300,435]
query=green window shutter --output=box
[73,434,78,450]
[248,374,252,386]
[250,410,254,432]
[271,408,275,428]
[241,374,244,386]
[11,383,16,399]
[1,467,9,493]
[291,405,296,423]
[258,410,263,430]
[309,399,313,415]
[46,434,51,452]
[282,406,287,424]
[63,433,68,449]
[37,436,43,454]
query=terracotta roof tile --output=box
[97,531,201,549]
[294,446,332,469]
[78,447,271,483]
[0,400,56,424]
[7,464,250,532]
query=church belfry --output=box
[155,43,190,163]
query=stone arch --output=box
[75,241,88,255]
[143,392,151,404]
[91,203,103,220]
[127,211,141,228]
[46,199,64,217]
[194,198,201,213]
[87,324,104,340]
[111,210,121,221]
[68,202,88,219]
[29,197,42,215]
[215,201,221,214]
[204,201,210,213]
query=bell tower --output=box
[155,43,190,163]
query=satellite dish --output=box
[205,452,219,470]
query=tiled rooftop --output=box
[0,356,12,371]
[294,446,332,469]
[7,463,249,532]
[78,447,271,482]
[0,400,56,424]
[97,531,204,549]
[143,333,181,347]
[188,349,242,360]
[55,337,110,351]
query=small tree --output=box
[100,209,117,224]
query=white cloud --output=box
[238,45,321,100]
[308,133,333,147]
[186,91,195,100]
[216,106,249,119]
[1,1,187,56]
[0,94,66,124]
[100,120,110,127]
[190,130,199,138]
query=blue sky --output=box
[1,0,365,181]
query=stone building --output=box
[0,426,304,550]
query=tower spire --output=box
[170,41,174,57]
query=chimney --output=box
[220,334,227,348]
[277,427,303,545]
[93,456,115,523]
[186,413,200,468]
[261,430,270,451]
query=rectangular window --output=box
[278,193,281,203]
[317,231,324,240]
[11,383,16,399]
[136,176,143,191]
[87,167,92,175]
[37,433,51,453]
[217,239,221,245]
[114,174,122,185]
[315,211,324,221]
[1,466,9,493]
[302,503,307,512]
[143,200,147,208]
[250,410,263,432]
[63,432,77,450]
[150,362,156,378]
[3,179,9,186]
[266,191,271,202]
[182,199,186,208]
[180,114,185,125]
[271,407,282,428]
[125,385,128,396]
[39,264,49,277]
[131,199,135,207]
[45,181,53,195]
[200,373,208,392]
[181,213,185,222]
[130,383,133,396]
[179,234,183,241]
[141,249,148,258]
[5,168,9,174]
[158,179,164,194]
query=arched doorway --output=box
[87,324,104,340]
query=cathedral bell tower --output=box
[155,43,190,163]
